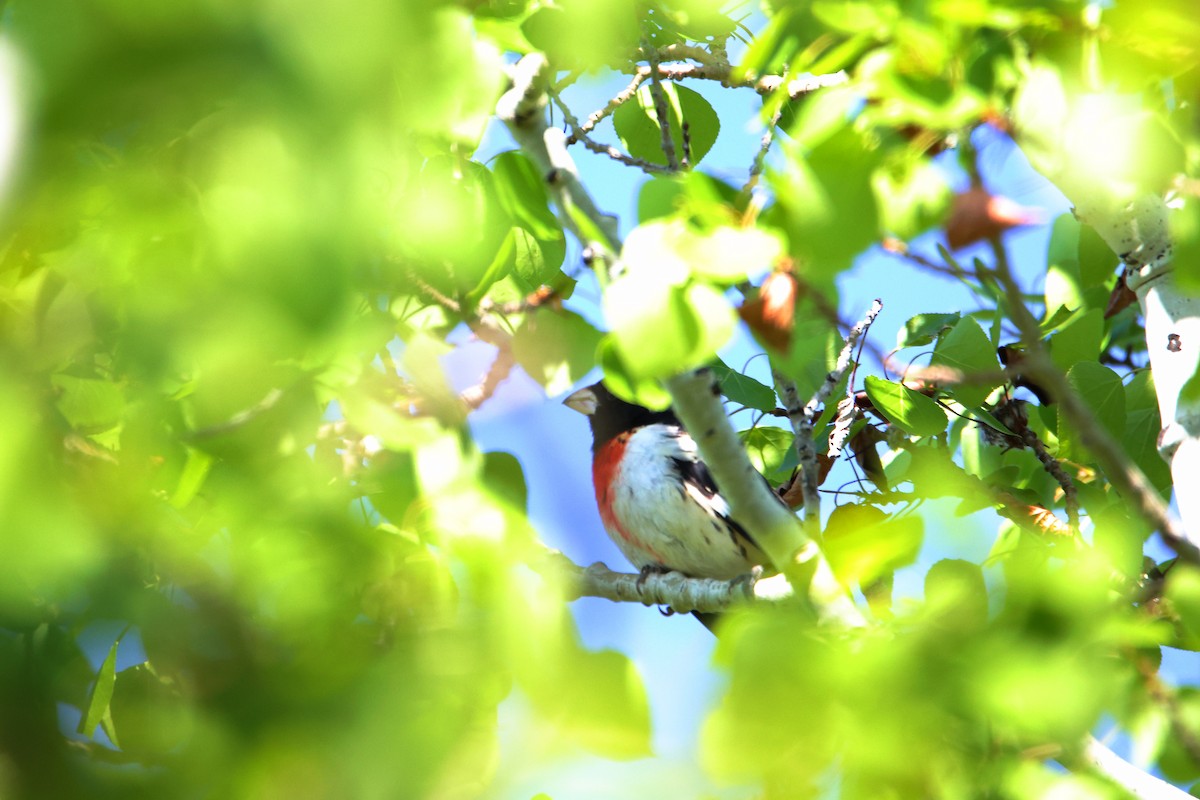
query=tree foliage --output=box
[2,1,1200,798]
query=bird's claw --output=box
[636,563,670,593]
[730,565,763,598]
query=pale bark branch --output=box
[777,299,883,537]
[665,369,866,626]
[641,38,679,171]
[534,549,793,613]
[1081,736,1192,800]
[551,88,674,175]
[497,54,621,271]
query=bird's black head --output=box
[564,381,680,448]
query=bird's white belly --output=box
[604,425,758,579]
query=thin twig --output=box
[579,72,647,134]
[777,300,883,534]
[458,347,516,412]
[1020,426,1080,531]
[641,37,679,171]
[741,104,783,199]
[984,234,1198,564]
[552,89,673,174]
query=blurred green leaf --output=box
[637,175,686,223]
[873,154,952,240]
[824,504,923,588]
[52,374,124,435]
[603,256,736,381]
[521,0,638,70]
[773,125,881,279]
[512,310,603,396]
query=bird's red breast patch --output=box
[593,433,628,534]
[592,432,667,563]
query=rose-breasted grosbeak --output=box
[564,381,768,583]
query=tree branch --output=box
[640,37,679,171]
[497,54,621,271]
[665,369,866,626]
[776,299,883,536]
[534,549,793,613]
[984,235,1198,563]
[1080,735,1192,799]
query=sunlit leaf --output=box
[863,376,947,437]
[930,317,1000,408]
[713,360,777,413]
[79,629,126,739]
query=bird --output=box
[563,381,769,588]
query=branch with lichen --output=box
[534,549,793,613]
[776,299,882,536]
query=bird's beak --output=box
[563,387,598,416]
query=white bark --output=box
[1075,192,1200,545]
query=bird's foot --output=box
[730,565,763,598]
[636,563,671,593]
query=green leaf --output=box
[511,310,603,396]
[1124,371,1172,493]
[52,374,124,435]
[1171,198,1200,292]
[109,662,191,759]
[1058,362,1126,462]
[740,425,798,483]
[170,447,213,509]
[1168,567,1200,647]
[613,82,721,167]
[787,84,861,150]
[824,503,923,587]
[603,262,735,381]
[1043,213,1083,314]
[872,154,952,240]
[812,1,898,36]
[896,312,960,349]
[864,376,947,437]
[621,219,779,285]
[769,312,841,400]
[520,0,638,69]
[396,157,511,295]
[490,151,566,291]
[930,317,1000,408]
[773,125,881,279]
[79,628,127,739]
[482,451,527,511]
[713,360,777,412]
[491,151,561,242]
[637,176,686,223]
[924,559,988,629]
[595,338,673,411]
[1048,309,1103,372]
[1011,61,1067,177]
[1078,221,1118,285]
